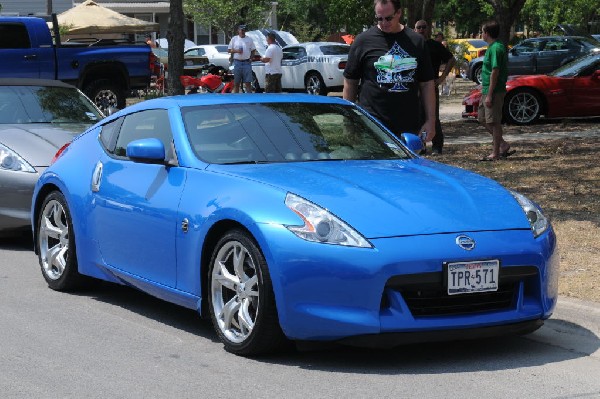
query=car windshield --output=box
[0,85,103,124]
[549,52,600,77]
[320,45,350,55]
[182,103,410,164]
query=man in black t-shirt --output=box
[415,20,456,154]
[343,0,436,142]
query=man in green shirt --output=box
[478,20,513,161]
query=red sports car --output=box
[462,51,600,125]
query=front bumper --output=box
[0,169,40,232]
[259,226,558,343]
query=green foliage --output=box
[521,0,599,35]
[277,0,372,37]
[183,0,266,41]
[434,0,491,38]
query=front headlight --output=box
[284,193,372,248]
[510,190,549,238]
[0,143,36,173]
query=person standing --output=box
[261,32,283,93]
[478,20,512,161]
[228,25,256,93]
[343,0,436,143]
[414,20,456,154]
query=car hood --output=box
[0,123,87,167]
[211,159,531,238]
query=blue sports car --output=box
[31,94,559,356]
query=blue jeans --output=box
[233,60,253,84]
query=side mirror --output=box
[126,138,166,164]
[592,70,600,81]
[400,132,424,154]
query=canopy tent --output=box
[56,0,159,34]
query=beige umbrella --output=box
[56,0,159,34]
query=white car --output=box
[252,42,349,95]
[185,45,231,72]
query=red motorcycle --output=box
[180,67,234,94]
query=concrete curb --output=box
[555,296,600,335]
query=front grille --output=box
[384,266,538,317]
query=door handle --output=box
[91,161,103,192]
[23,54,38,61]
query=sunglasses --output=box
[375,12,396,22]
[415,25,427,30]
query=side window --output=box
[99,117,123,151]
[0,23,32,49]
[114,109,173,160]
[284,47,300,60]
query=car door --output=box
[89,109,185,287]
[536,38,568,74]
[281,46,308,90]
[0,22,53,78]
[508,39,542,75]
[567,62,600,116]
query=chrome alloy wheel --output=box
[211,240,260,344]
[507,91,540,124]
[306,75,321,95]
[39,199,70,280]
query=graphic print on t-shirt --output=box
[373,42,417,92]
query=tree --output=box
[521,0,600,35]
[482,0,526,44]
[166,0,185,95]
[184,0,266,41]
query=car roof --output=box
[0,78,76,88]
[106,94,351,120]
[285,42,349,48]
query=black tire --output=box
[305,72,327,95]
[36,191,85,291]
[208,229,287,356]
[84,79,126,114]
[472,64,482,85]
[504,88,542,125]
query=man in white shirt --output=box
[260,32,283,93]
[228,25,256,93]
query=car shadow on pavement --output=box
[80,282,220,344]
[73,280,599,371]
[0,233,34,251]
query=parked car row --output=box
[467,35,600,84]
[463,51,600,124]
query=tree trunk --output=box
[487,0,526,45]
[166,0,185,96]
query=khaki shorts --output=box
[265,73,282,93]
[478,91,506,124]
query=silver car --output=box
[0,78,103,234]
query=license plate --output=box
[447,260,499,295]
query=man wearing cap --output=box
[228,24,257,93]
